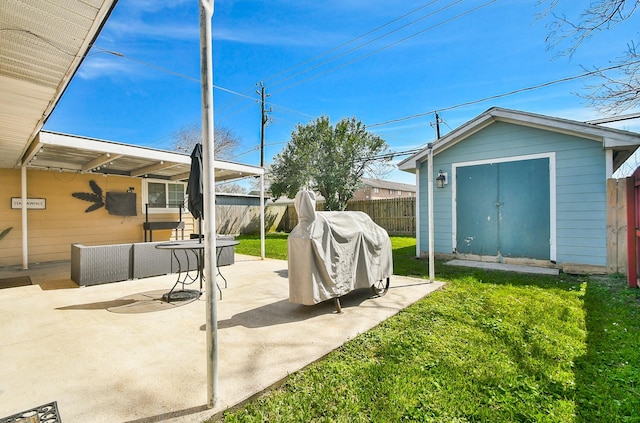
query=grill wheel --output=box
[371,277,390,297]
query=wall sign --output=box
[11,198,46,210]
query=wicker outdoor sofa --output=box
[71,237,235,286]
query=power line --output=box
[213,1,459,125]
[213,1,454,131]
[268,0,462,90]
[93,47,292,128]
[89,46,318,150]
[93,47,315,124]
[368,59,640,128]
[370,148,424,161]
[586,112,640,124]
[263,0,442,86]
[92,46,258,102]
[266,102,315,120]
[91,1,496,154]
[271,0,497,94]
[233,141,287,159]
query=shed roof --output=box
[398,107,640,173]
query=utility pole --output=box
[429,111,442,139]
[257,82,272,168]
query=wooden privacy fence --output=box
[608,178,628,275]
[276,197,416,236]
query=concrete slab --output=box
[0,255,444,422]
[445,259,559,275]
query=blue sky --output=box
[44,0,640,184]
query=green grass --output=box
[235,233,288,260]
[218,234,640,422]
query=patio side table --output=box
[155,239,239,302]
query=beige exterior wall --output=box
[0,169,189,266]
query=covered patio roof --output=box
[27,131,264,182]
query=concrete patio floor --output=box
[0,255,444,423]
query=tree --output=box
[172,122,240,160]
[216,182,248,194]
[542,0,640,113]
[269,116,390,211]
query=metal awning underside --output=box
[0,0,118,170]
[28,131,263,182]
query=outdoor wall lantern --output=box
[436,170,447,188]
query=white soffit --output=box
[29,131,264,182]
[0,0,118,169]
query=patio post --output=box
[199,0,218,408]
[415,167,420,258]
[21,164,28,269]
[260,172,265,259]
[427,144,435,283]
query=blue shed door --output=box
[456,158,550,260]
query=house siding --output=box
[0,169,270,267]
[0,169,188,266]
[418,121,607,266]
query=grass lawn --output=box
[217,234,640,422]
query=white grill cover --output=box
[288,190,393,305]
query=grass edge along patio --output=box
[215,234,640,422]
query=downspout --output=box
[21,165,28,269]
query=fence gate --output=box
[626,167,640,288]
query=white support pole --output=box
[21,165,28,269]
[260,173,265,260]
[415,167,420,258]
[427,145,435,283]
[199,0,218,409]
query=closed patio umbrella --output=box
[187,143,204,221]
[187,143,204,241]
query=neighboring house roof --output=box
[0,0,118,169]
[28,131,263,182]
[359,178,416,192]
[398,107,640,173]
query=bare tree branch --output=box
[543,0,638,56]
[541,0,640,113]
[581,46,640,113]
[171,122,240,160]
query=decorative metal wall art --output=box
[72,180,105,212]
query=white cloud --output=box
[120,0,192,14]
[212,24,335,47]
[77,56,139,80]
[105,18,199,41]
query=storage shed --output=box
[398,107,640,272]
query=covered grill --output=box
[287,190,393,312]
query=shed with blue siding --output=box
[398,107,640,272]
